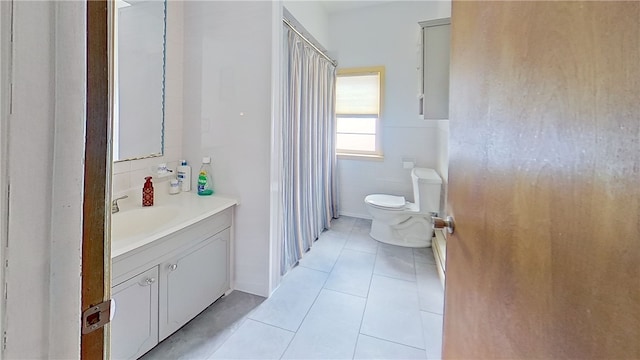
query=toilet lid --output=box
[365,194,406,209]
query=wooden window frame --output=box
[336,66,385,160]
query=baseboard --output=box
[338,211,371,220]
[233,281,269,298]
[432,229,446,288]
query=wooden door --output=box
[83,1,110,358]
[444,1,640,358]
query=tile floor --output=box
[140,216,444,360]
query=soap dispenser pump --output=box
[142,176,154,206]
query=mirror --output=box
[114,0,166,162]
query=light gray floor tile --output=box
[361,275,425,349]
[324,249,375,298]
[415,261,444,315]
[136,217,445,360]
[320,226,352,240]
[353,218,373,233]
[378,242,415,256]
[282,289,366,359]
[319,229,350,241]
[140,291,264,360]
[354,334,427,359]
[374,243,416,282]
[421,311,443,360]
[330,216,356,232]
[344,231,379,254]
[209,319,294,359]
[298,233,346,273]
[413,247,436,265]
[248,266,327,331]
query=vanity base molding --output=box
[432,229,446,288]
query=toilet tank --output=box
[411,168,442,214]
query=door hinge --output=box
[81,299,112,334]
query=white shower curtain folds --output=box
[281,27,338,275]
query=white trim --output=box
[4,3,85,357]
[268,0,284,296]
[383,119,447,129]
[419,17,451,29]
[338,211,370,220]
[337,153,384,162]
[6,2,56,356]
[432,229,446,288]
[0,1,11,357]
[48,2,85,357]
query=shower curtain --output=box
[281,26,338,275]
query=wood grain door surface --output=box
[444,1,639,358]
[83,1,110,358]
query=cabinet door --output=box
[159,228,230,340]
[421,18,451,119]
[111,266,159,360]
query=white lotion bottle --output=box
[177,160,191,191]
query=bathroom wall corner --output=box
[268,0,285,295]
[436,120,449,215]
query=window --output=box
[336,67,384,158]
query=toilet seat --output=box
[365,194,407,210]
[364,167,442,248]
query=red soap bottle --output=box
[142,176,154,206]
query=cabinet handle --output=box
[169,264,178,271]
[140,277,156,286]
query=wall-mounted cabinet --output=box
[418,18,451,120]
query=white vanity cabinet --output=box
[159,228,230,340]
[111,206,234,359]
[111,267,159,360]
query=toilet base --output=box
[369,217,433,248]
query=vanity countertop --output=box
[111,191,237,258]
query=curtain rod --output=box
[283,18,337,67]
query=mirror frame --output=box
[113,0,167,162]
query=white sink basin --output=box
[111,205,179,241]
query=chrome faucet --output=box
[111,195,128,214]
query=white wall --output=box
[48,3,87,357]
[112,1,184,196]
[182,1,274,297]
[7,2,54,356]
[282,1,331,50]
[5,2,85,358]
[0,1,10,352]
[328,1,451,218]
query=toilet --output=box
[364,167,442,248]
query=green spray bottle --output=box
[197,157,214,196]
